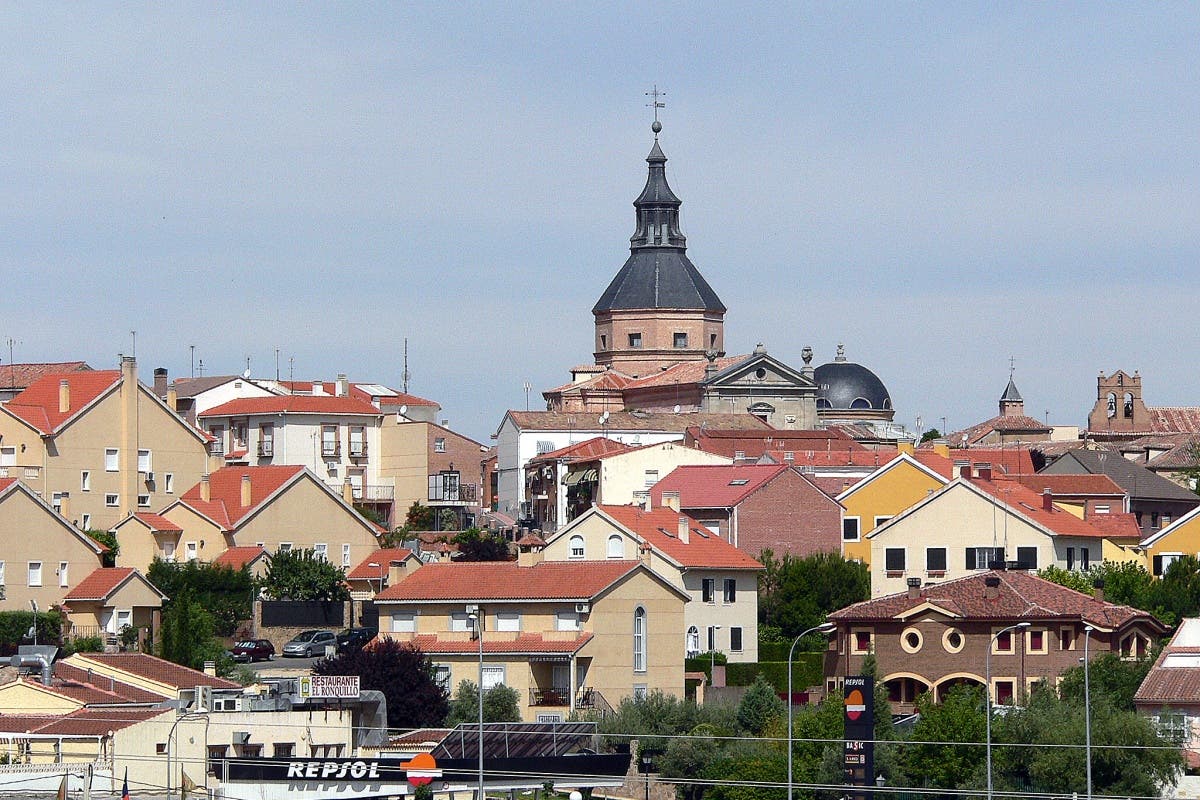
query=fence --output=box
[259,600,347,628]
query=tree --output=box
[260,549,350,601]
[452,528,511,562]
[1058,651,1157,712]
[737,674,784,735]
[758,551,869,642]
[596,689,737,754]
[1036,565,1094,595]
[920,428,942,444]
[903,684,986,791]
[446,680,524,726]
[314,638,448,729]
[147,558,255,637]
[701,746,786,800]
[404,501,436,530]
[85,529,119,567]
[1091,560,1155,610]
[1147,555,1200,627]
[658,724,723,800]
[158,589,227,672]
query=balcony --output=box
[321,445,341,459]
[356,484,394,502]
[427,481,478,505]
[257,441,274,457]
[529,687,571,707]
[348,443,368,459]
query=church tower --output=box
[591,122,726,377]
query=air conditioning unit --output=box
[231,730,251,745]
[213,696,241,712]
[193,685,212,712]
[575,602,590,615]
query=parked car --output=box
[229,639,275,662]
[281,630,337,658]
[337,627,377,653]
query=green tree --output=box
[147,559,255,637]
[452,528,511,562]
[404,501,436,530]
[919,428,942,444]
[658,724,722,800]
[260,549,350,601]
[758,551,869,642]
[903,685,986,790]
[314,638,448,729]
[1090,560,1154,609]
[1058,651,1157,712]
[446,680,525,726]
[85,529,119,567]
[596,690,738,754]
[1036,565,1094,595]
[1147,555,1200,626]
[158,589,227,672]
[737,674,784,735]
[701,745,786,800]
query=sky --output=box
[2,4,1198,443]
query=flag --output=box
[56,773,68,800]
[180,770,197,799]
[121,768,130,800]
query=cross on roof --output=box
[645,84,666,126]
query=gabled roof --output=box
[213,545,268,569]
[273,380,438,407]
[122,512,183,533]
[0,361,89,390]
[200,395,383,417]
[648,464,791,509]
[1046,449,1200,503]
[66,652,239,690]
[376,560,686,602]
[3,370,121,434]
[1134,618,1200,705]
[1083,512,1142,540]
[544,370,634,396]
[1012,474,1126,497]
[63,568,166,603]
[836,451,949,502]
[405,633,593,655]
[347,548,416,580]
[923,447,1037,476]
[0,480,107,555]
[172,465,307,530]
[51,661,169,704]
[590,505,763,570]
[529,437,632,464]
[830,569,1163,631]
[497,410,771,435]
[22,708,169,736]
[622,355,747,390]
[1141,502,1200,548]
[1147,407,1200,434]
[952,414,1052,445]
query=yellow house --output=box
[346,547,424,599]
[376,559,688,722]
[1141,504,1200,575]
[62,568,166,641]
[110,512,184,570]
[837,451,951,565]
[0,357,210,531]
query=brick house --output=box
[649,464,842,558]
[826,570,1166,713]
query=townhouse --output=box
[836,450,951,564]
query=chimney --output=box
[387,559,407,587]
[153,368,168,397]
[343,477,354,504]
[59,379,70,413]
[200,473,211,502]
[677,516,690,545]
[203,661,216,677]
[644,492,652,512]
[976,463,992,481]
[336,373,349,397]
[906,577,921,600]
[933,441,950,458]
[240,474,252,507]
[662,491,680,512]
[954,460,971,479]
[639,540,652,566]
[517,545,545,568]
[167,382,178,412]
[984,575,1001,599]
[1042,488,1053,511]
[1093,578,1105,603]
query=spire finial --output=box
[1009,355,1015,379]
[645,84,665,137]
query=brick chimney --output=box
[984,574,1001,599]
[639,540,652,566]
[1093,578,1105,603]
[153,368,168,397]
[662,491,681,512]
[240,474,252,507]
[975,463,992,481]
[955,460,971,479]
[906,577,921,600]
[200,473,211,502]
[677,516,690,545]
[58,379,70,413]
[1042,488,1053,511]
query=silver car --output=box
[281,629,337,658]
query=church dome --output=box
[814,346,892,411]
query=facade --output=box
[379,420,487,529]
[1140,505,1200,575]
[375,560,688,722]
[828,570,1166,713]
[837,451,951,565]
[155,370,276,425]
[1134,618,1200,767]
[541,505,762,662]
[0,357,210,530]
[1087,369,1200,441]
[61,567,165,641]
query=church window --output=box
[851,397,871,409]
[673,332,688,349]
[710,333,717,349]
[600,335,607,350]
[1123,393,1134,418]
[628,333,643,349]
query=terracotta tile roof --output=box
[3,371,120,434]
[931,448,1037,476]
[783,450,899,469]
[1012,474,1126,497]
[1148,407,1200,434]
[0,715,68,733]
[52,661,168,704]
[63,568,164,602]
[515,533,547,548]
[0,478,18,492]
[1143,434,1200,469]
[177,465,306,529]
[596,505,763,570]
[32,707,169,736]
[213,545,268,569]
[200,395,383,417]
[502,410,772,433]
[649,464,790,508]
[376,560,643,602]
[967,478,1114,539]
[131,512,182,532]
[952,414,1052,445]
[70,653,239,690]
[544,369,634,395]
[0,361,89,391]
[529,437,631,463]
[169,375,243,398]
[830,569,1163,630]
[350,386,439,408]
[1134,620,1200,704]
[1047,449,1200,503]
[809,475,864,497]
[622,356,749,389]
[1083,512,1142,539]
[406,633,593,655]
[348,548,415,580]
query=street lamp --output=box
[787,622,836,800]
[367,562,381,596]
[711,625,722,678]
[1082,624,1095,800]
[467,605,484,800]
[986,622,1030,800]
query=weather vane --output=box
[645,84,666,135]
[1009,355,1015,379]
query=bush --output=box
[724,654,824,692]
[0,611,62,655]
[63,636,104,655]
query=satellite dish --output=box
[242,368,251,379]
[599,411,610,425]
[399,405,407,416]
[673,404,681,414]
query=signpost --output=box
[843,676,874,800]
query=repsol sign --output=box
[223,757,413,784]
[286,761,382,780]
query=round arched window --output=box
[901,627,923,654]
[942,628,965,654]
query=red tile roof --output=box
[544,369,634,395]
[0,361,89,390]
[63,568,163,602]
[70,653,239,689]
[622,355,748,389]
[1148,407,1200,434]
[131,512,182,532]
[1134,620,1200,705]
[782,450,899,468]
[1013,474,1126,497]
[830,569,1163,630]
[529,436,631,463]
[1082,512,1142,539]
[200,395,383,417]
[596,505,763,570]
[52,661,168,704]
[348,548,415,580]
[213,545,268,569]
[405,633,593,655]
[965,478,1114,539]
[3,371,120,434]
[502,410,772,433]
[649,464,790,508]
[32,707,169,736]
[177,465,306,529]
[376,560,644,602]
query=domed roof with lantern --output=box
[814,344,893,414]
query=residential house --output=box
[828,570,1166,712]
[1134,618,1200,768]
[109,512,184,570]
[1116,432,1200,489]
[62,568,165,643]
[211,544,270,578]
[683,426,865,462]
[649,463,842,558]
[837,451,952,564]
[375,560,689,722]
[0,361,90,402]
[1140,505,1200,575]
[153,369,276,425]
[346,547,423,599]
[1011,473,1128,518]
[541,504,762,662]
[378,420,488,529]
[0,357,210,530]
[155,465,381,569]
[264,377,441,424]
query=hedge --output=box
[0,612,62,656]
[686,652,824,692]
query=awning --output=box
[562,469,598,486]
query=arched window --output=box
[1124,392,1134,419]
[633,607,647,672]
[569,535,585,559]
[851,397,872,409]
[607,534,624,559]
[686,626,700,657]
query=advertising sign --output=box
[843,676,874,800]
[299,675,361,699]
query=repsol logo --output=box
[287,761,382,780]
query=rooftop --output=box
[595,505,763,570]
[376,560,645,602]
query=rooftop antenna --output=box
[189,345,195,378]
[7,338,18,394]
[288,357,294,392]
[130,330,136,359]
[523,381,532,412]
[402,338,411,394]
[198,358,205,378]
[645,84,665,136]
[245,355,251,376]
[275,347,281,383]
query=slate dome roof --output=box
[815,347,892,411]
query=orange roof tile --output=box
[968,479,1113,539]
[649,464,790,508]
[347,548,415,580]
[213,545,268,569]
[407,633,593,655]
[3,371,120,434]
[376,560,644,602]
[177,465,305,530]
[71,653,239,689]
[529,437,632,463]
[32,708,169,736]
[597,505,763,570]
[131,512,182,532]
[1012,474,1126,497]
[63,568,163,602]
[0,361,89,390]
[1082,512,1142,539]
[622,355,748,389]
[200,395,383,417]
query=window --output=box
[1154,553,1182,576]
[556,611,580,631]
[628,333,643,349]
[1095,504,1110,515]
[607,534,624,559]
[80,514,90,530]
[536,440,555,454]
[58,562,68,588]
[599,334,607,350]
[966,547,1004,570]
[851,629,873,654]
[874,515,893,527]
[137,494,150,508]
[258,424,274,456]
[349,427,366,457]
[479,665,505,691]
[0,447,14,467]
[993,679,1016,706]
[926,547,947,573]
[1016,547,1038,570]
[644,469,659,488]
[633,607,647,672]
[207,744,228,774]
[80,471,90,491]
[942,628,965,653]
[164,473,174,494]
[702,578,715,603]
[52,492,64,513]
[633,684,648,700]
[673,332,688,349]
[208,426,225,455]
[0,562,6,587]
[495,611,521,632]
[28,562,42,587]
[730,627,743,652]
[138,449,151,472]
[433,664,452,691]
[733,450,746,461]
[434,437,446,453]
[162,540,175,561]
[1059,627,1075,651]
[1121,633,1149,661]
[1080,547,1090,571]
[342,544,351,568]
[900,627,923,654]
[185,542,198,561]
[105,493,119,507]
[842,518,860,541]
[992,629,1015,654]
[1026,629,1047,654]
[273,743,295,758]
[322,426,339,458]
[391,612,416,633]
[104,448,119,472]
[723,578,736,603]
[569,535,585,558]
[1066,547,1075,571]
[884,548,906,573]
[313,543,327,561]
[1152,512,1160,529]
[450,612,472,632]
[707,625,719,651]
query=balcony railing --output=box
[529,687,571,707]
[258,441,274,457]
[355,484,394,502]
[348,443,368,458]
[321,444,341,459]
[428,481,479,504]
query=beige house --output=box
[0,357,210,531]
[346,547,424,599]
[542,504,763,662]
[376,560,688,722]
[110,512,184,570]
[379,419,487,528]
[62,568,165,641]
[154,465,381,569]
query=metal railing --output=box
[428,482,479,504]
[529,687,571,707]
[357,484,394,501]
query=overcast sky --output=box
[2,5,1198,442]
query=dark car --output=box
[229,639,275,663]
[282,629,337,658]
[337,627,377,653]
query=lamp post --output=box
[1082,624,1095,800]
[711,625,722,679]
[986,622,1030,800]
[787,622,836,800]
[468,606,484,800]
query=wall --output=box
[840,458,946,565]
[598,443,730,507]
[731,469,841,558]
